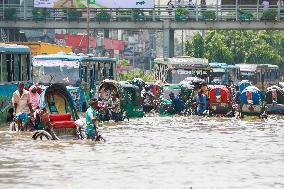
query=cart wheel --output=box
[32,130,53,140]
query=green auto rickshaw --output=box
[98,80,144,121]
[158,84,192,115]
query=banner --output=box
[34,0,155,8]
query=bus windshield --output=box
[33,60,80,85]
[210,67,226,83]
[171,69,207,84]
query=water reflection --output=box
[0,116,284,189]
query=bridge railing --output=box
[0,4,283,22]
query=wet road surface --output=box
[0,115,284,189]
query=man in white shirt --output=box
[12,82,33,115]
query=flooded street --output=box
[0,116,284,189]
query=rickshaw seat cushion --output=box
[52,121,76,129]
[49,114,72,122]
[49,114,76,129]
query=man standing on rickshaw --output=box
[12,82,34,130]
[85,98,99,140]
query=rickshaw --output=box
[98,80,144,121]
[209,85,232,115]
[239,86,264,117]
[265,86,284,115]
[239,80,251,92]
[158,84,192,115]
[32,83,80,140]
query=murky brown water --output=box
[0,116,284,189]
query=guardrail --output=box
[0,4,283,22]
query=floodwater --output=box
[0,115,284,189]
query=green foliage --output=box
[96,11,111,21]
[175,8,189,16]
[175,8,189,21]
[121,69,154,82]
[185,32,205,58]
[132,9,145,21]
[202,10,216,21]
[238,9,253,21]
[67,9,80,20]
[4,8,16,20]
[185,30,284,71]
[204,33,233,64]
[32,8,50,20]
[118,59,129,66]
[261,9,277,20]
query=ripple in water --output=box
[0,116,284,189]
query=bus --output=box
[209,63,241,85]
[153,57,210,84]
[236,63,279,90]
[227,65,240,85]
[0,44,32,124]
[32,53,117,112]
[209,62,228,84]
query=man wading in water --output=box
[12,82,34,130]
[85,98,99,141]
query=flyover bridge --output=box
[1,4,284,57]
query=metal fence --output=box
[0,4,283,22]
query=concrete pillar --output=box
[163,28,174,58]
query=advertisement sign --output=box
[34,0,155,8]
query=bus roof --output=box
[209,62,228,68]
[236,63,279,71]
[33,53,83,61]
[236,64,258,72]
[155,57,209,68]
[259,64,279,69]
[0,43,30,54]
[80,55,117,61]
[227,65,240,69]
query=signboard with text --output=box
[34,0,155,8]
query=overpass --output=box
[1,4,284,57]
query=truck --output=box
[6,42,72,56]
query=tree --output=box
[185,32,205,58]
[204,33,233,64]
[185,30,284,70]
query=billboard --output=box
[34,0,155,8]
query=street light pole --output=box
[86,0,90,54]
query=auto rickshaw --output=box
[239,80,251,92]
[209,85,232,115]
[32,83,80,140]
[265,86,284,115]
[98,79,144,121]
[158,84,192,115]
[239,86,264,117]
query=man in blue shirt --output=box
[169,92,185,114]
[85,98,99,140]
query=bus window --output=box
[5,54,13,82]
[105,62,110,78]
[13,54,20,81]
[109,62,114,79]
[2,54,7,82]
[81,66,88,82]
[0,54,2,82]
[22,54,28,81]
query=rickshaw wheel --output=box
[32,130,53,140]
